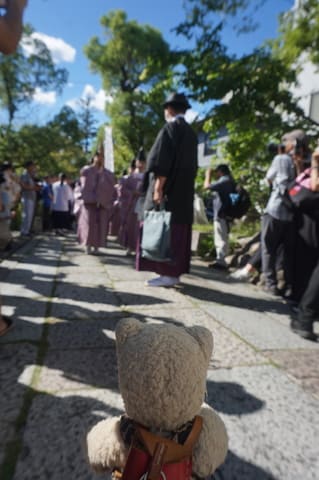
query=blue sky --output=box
[21,0,295,125]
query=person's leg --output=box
[282,220,295,292]
[21,198,35,235]
[20,197,28,235]
[291,260,319,340]
[261,214,282,289]
[214,217,228,266]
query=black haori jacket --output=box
[143,117,198,224]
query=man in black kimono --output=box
[137,92,198,287]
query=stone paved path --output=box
[0,234,319,480]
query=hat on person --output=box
[215,164,231,176]
[163,92,191,110]
[24,160,35,168]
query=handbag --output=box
[288,168,319,214]
[141,206,172,262]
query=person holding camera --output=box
[261,144,295,296]
[290,148,319,340]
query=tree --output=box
[176,0,314,210]
[0,25,68,128]
[85,10,175,171]
[0,106,87,178]
[277,0,319,66]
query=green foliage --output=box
[176,1,319,209]
[276,0,319,67]
[0,106,87,178]
[0,25,68,126]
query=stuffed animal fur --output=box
[86,319,228,478]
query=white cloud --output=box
[33,88,57,105]
[66,85,113,112]
[22,32,76,64]
[185,109,198,124]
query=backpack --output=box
[117,416,203,480]
[224,184,251,220]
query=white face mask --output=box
[164,109,174,122]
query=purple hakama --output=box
[118,173,144,251]
[136,224,192,277]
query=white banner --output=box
[104,126,114,172]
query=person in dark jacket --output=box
[137,92,198,287]
[290,147,319,341]
[204,164,236,270]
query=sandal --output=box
[0,316,14,337]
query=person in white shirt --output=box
[52,173,74,235]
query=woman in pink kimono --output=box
[77,150,116,254]
[118,155,146,254]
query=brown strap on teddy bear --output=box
[135,415,203,479]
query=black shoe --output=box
[209,261,228,271]
[290,319,317,341]
[262,285,281,296]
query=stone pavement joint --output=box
[0,234,319,480]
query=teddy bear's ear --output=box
[187,326,213,363]
[116,318,143,344]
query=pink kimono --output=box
[118,173,144,252]
[77,165,116,249]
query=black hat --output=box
[163,92,191,110]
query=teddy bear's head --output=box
[115,319,213,431]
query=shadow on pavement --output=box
[214,450,277,480]
[207,380,265,415]
[180,283,288,315]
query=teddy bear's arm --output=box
[86,417,129,474]
[192,404,228,478]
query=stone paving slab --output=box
[128,306,268,369]
[46,318,123,349]
[0,278,53,299]
[50,299,122,321]
[3,292,48,313]
[208,365,319,480]
[114,280,195,308]
[2,236,319,480]
[37,346,119,391]
[0,344,37,448]
[12,389,124,480]
[263,349,319,398]
[60,253,107,268]
[56,271,113,287]
[200,301,319,351]
[54,282,119,305]
[0,316,44,343]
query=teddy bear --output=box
[86,318,228,479]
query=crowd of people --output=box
[0,3,318,342]
[1,90,319,342]
[229,131,319,341]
